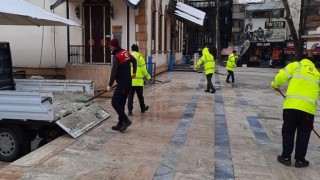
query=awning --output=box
[0,0,80,26]
[168,0,206,27]
[283,48,309,55]
[283,47,295,55]
[313,48,320,55]
[122,0,143,9]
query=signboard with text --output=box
[244,19,286,42]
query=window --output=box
[151,0,156,51]
[164,5,168,52]
[246,10,284,19]
[158,0,163,52]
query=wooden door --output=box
[83,0,111,63]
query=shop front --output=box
[243,41,285,67]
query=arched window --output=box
[158,0,163,52]
[151,0,156,52]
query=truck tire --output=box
[0,127,22,162]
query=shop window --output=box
[246,10,284,19]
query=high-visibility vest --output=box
[131,51,151,86]
[271,59,320,115]
[226,53,236,71]
[196,47,215,75]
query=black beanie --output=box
[131,44,139,51]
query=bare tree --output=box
[282,0,310,60]
[215,0,221,63]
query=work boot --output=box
[141,105,149,113]
[120,119,132,132]
[277,155,291,166]
[226,80,230,83]
[128,111,133,116]
[295,159,309,168]
[204,90,210,92]
[112,121,122,131]
[211,89,216,93]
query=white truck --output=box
[0,42,110,162]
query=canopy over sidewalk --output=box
[0,0,79,26]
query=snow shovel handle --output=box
[275,88,286,98]
[276,89,320,139]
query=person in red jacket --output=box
[107,38,137,132]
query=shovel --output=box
[215,71,225,76]
[276,89,320,139]
[154,79,171,83]
[75,85,116,103]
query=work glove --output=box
[106,85,111,92]
[132,74,136,79]
[273,87,280,92]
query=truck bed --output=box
[0,79,110,138]
[52,92,91,121]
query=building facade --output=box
[0,0,186,89]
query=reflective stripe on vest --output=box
[282,67,292,79]
[286,95,317,105]
[203,55,214,73]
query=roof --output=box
[245,1,284,11]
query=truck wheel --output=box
[0,127,22,162]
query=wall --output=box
[0,0,78,69]
[0,0,184,83]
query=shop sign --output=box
[286,41,307,48]
[256,42,271,47]
[265,21,286,29]
[244,19,286,42]
[112,25,122,34]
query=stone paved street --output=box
[1,66,320,179]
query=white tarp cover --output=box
[0,0,80,26]
[174,2,206,26]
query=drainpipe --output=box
[127,6,130,50]
[66,0,70,63]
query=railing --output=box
[70,45,84,64]
[69,45,111,64]
[147,62,156,83]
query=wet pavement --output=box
[1,65,320,179]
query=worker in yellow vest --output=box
[226,50,237,83]
[195,47,216,93]
[271,57,320,168]
[128,44,151,116]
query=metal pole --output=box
[66,0,70,63]
[127,6,130,50]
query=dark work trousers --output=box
[282,109,314,161]
[112,84,131,123]
[226,70,234,83]
[128,86,146,112]
[206,73,215,91]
